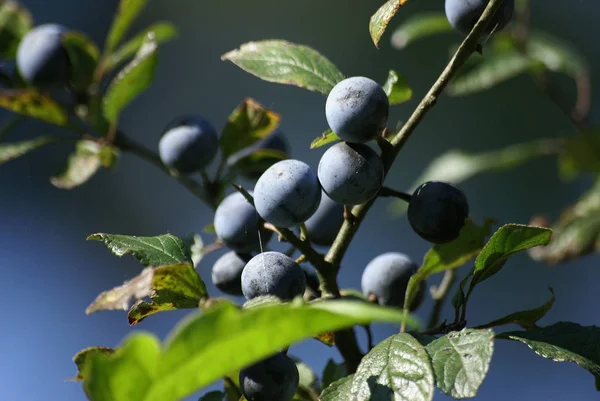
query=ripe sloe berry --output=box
[241,251,306,300]
[445,0,515,36]
[239,352,299,401]
[211,251,252,296]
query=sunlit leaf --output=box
[0,90,69,126]
[104,0,148,54]
[86,267,154,314]
[391,13,452,49]
[103,34,157,124]
[87,233,192,266]
[222,40,345,95]
[51,140,112,189]
[0,136,58,164]
[369,0,409,48]
[310,129,340,149]
[72,347,116,381]
[382,69,412,104]
[0,0,32,59]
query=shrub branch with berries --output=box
[2,0,600,400]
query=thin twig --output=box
[378,187,412,203]
[427,270,456,330]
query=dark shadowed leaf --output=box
[222,40,345,95]
[529,180,600,264]
[475,288,555,330]
[227,148,287,176]
[369,0,408,48]
[448,49,535,96]
[51,140,114,189]
[198,391,225,401]
[321,359,348,390]
[62,31,100,92]
[0,136,58,164]
[86,267,154,314]
[128,263,208,325]
[497,322,600,384]
[471,224,552,286]
[320,375,354,401]
[81,299,418,401]
[103,34,157,124]
[382,69,412,104]
[72,347,116,381]
[391,12,452,49]
[106,22,176,70]
[0,0,32,59]
[220,98,280,158]
[104,0,148,54]
[558,130,600,180]
[87,233,192,266]
[0,90,69,126]
[403,219,494,310]
[426,329,494,399]
[310,129,340,149]
[348,333,434,401]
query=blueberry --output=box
[211,251,252,296]
[325,76,389,143]
[254,159,321,228]
[214,191,272,253]
[158,116,219,173]
[16,24,70,88]
[227,129,290,179]
[361,252,426,311]
[239,352,299,401]
[318,142,384,205]
[408,181,469,244]
[445,0,515,36]
[304,190,344,246]
[241,251,307,300]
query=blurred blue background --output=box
[2,0,600,400]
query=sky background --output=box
[2,0,600,400]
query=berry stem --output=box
[426,269,456,330]
[378,187,412,203]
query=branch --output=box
[378,187,412,203]
[325,0,507,273]
[114,133,217,209]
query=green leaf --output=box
[104,0,148,54]
[527,31,589,78]
[0,90,69,126]
[198,391,225,401]
[321,360,348,389]
[0,136,58,164]
[0,0,32,59]
[348,333,434,401]
[558,130,600,180]
[369,0,408,49]
[86,266,155,314]
[87,233,192,266]
[203,224,216,234]
[448,49,536,96]
[220,98,280,158]
[81,299,418,401]
[51,140,112,189]
[82,334,161,401]
[497,322,600,384]
[475,288,555,330]
[529,180,600,264]
[103,34,157,124]
[222,40,345,96]
[390,12,452,49]
[128,263,208,324]
[106,22,177,71]
[310,129,340,149]
[390,139,564,216]
[403,219,494,311]
[228,148,287,175]
[72,347,116,381]
[382,69,412,105]
[62,31,100,92]
[320,375,354,401]
[426,329,494,399]
[471,224,552,286]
